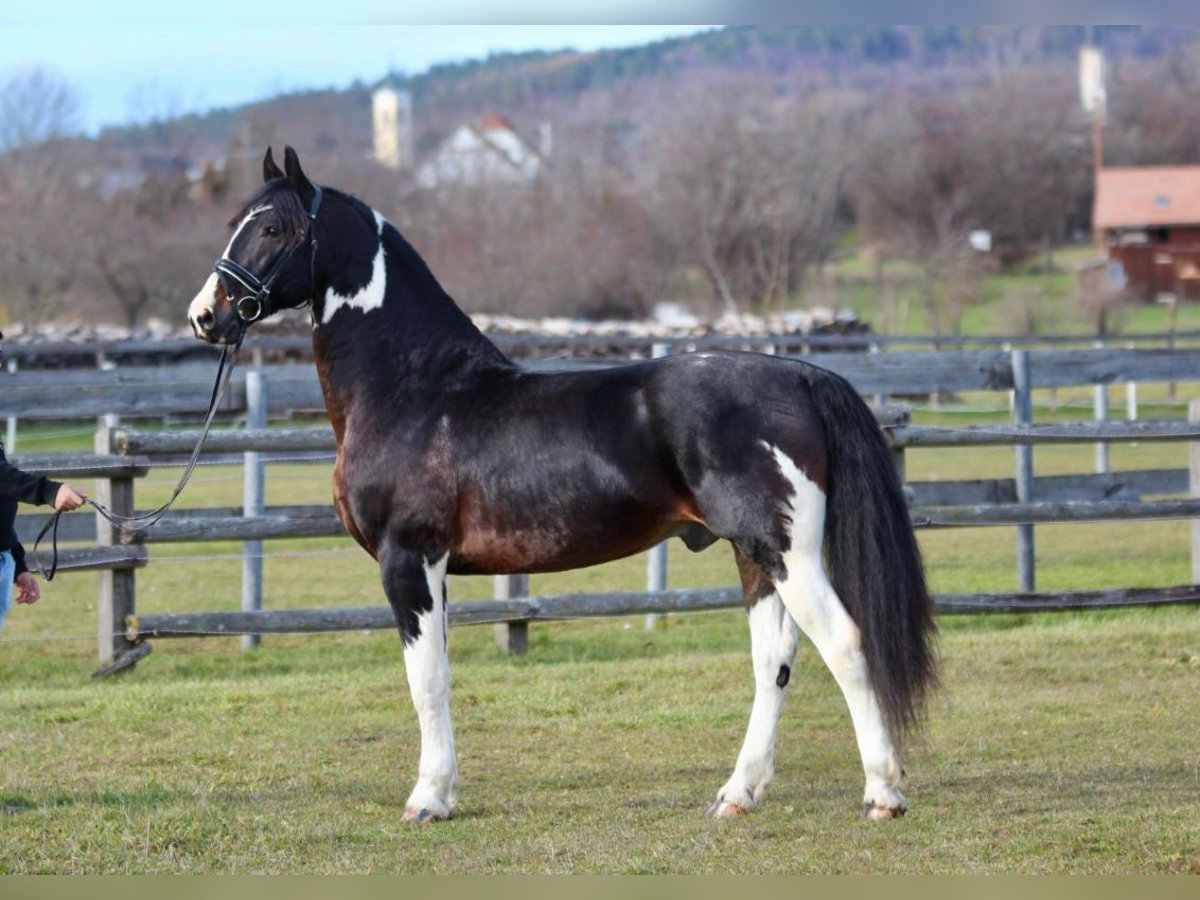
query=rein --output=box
[33,335,243,581]
[34,183,323,580]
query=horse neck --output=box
[309,194,511,421]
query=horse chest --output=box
[332,437,457,554]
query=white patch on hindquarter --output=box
[320,209,387,326]
[402,552,457,818]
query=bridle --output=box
[213,185,323,326]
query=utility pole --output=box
[1080,33,1107,249]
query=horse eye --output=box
[263,224,280,237]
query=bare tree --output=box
[649,77,851,319]
[0,67,82,152]
[77,174,225,329]
[851,80,1087,333]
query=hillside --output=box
[95,25,1199,164]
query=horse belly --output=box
[450,484,689,575]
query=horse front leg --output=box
[382,547,457,822]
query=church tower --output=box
[372,87,413,169]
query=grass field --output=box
[1,366,1198,871]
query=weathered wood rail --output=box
[5,344,1200,669]
[5,346,1200,419]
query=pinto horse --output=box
[188,147,936,823]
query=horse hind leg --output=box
[765,445,908,819]
[708,547,797,818]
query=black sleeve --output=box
[7,527,28,578]
[0,459,60,507]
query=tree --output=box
[79,174,226,329]
[851,80,1089,334]
[649,77,851,318]
[0,67,82,152]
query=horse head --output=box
[189,146,322,344]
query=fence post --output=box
[98,357,120,432]
[889,405,909,484]
[1093,340,1109,474]
[1125,341,1138,425]
[242,370,266,651]
[494,574,529,655]
[95,426,137,665]
[5,357,17,451]
[645,342,671,631]
[1012,349,1035,592]
[1190,399,1200,585]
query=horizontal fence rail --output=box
[892,420,1200,447]
[128,583,1200,641]
[5,329,1200,366]
[5,347,1200,419]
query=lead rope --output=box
[33,335,244,581]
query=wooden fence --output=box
[7,345,1200,670]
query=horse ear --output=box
[263,147,284,182]
[282,145,315,207]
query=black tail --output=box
[802,364,937,745]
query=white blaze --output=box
[188,204,273,328]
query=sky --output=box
[3,7,713,134]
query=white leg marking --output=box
[764,444,907,816]
[710,591,797,817]
[321,210,388,325]
[402,552,457,821]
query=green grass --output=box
[817,246,1200,338]
[2,398,1199,873]
[0,608,1196,873]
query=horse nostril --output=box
[197,309,215,331]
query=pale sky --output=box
[3,6,714,134]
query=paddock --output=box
[4,341,1200,667]
[0,338,1198,872]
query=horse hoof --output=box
[861,801,906,821]
[403,806,444,824]
[707,799,750,818]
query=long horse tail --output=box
[801,363,938,745]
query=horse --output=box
[188,146,936,823]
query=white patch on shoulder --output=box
[320,209,388,326]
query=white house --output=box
[414,113,549,190]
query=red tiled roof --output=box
[478,112,513,131]
[1094,166,1200,229]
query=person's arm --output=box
[0,460,84,511]
[0,459,61,507]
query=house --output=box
[1092,166,1200,302]
[413,113,550,191]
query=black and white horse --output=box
[188,147,936,822]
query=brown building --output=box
[1093,165,1200,302]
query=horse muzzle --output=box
[188,274,241,345]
